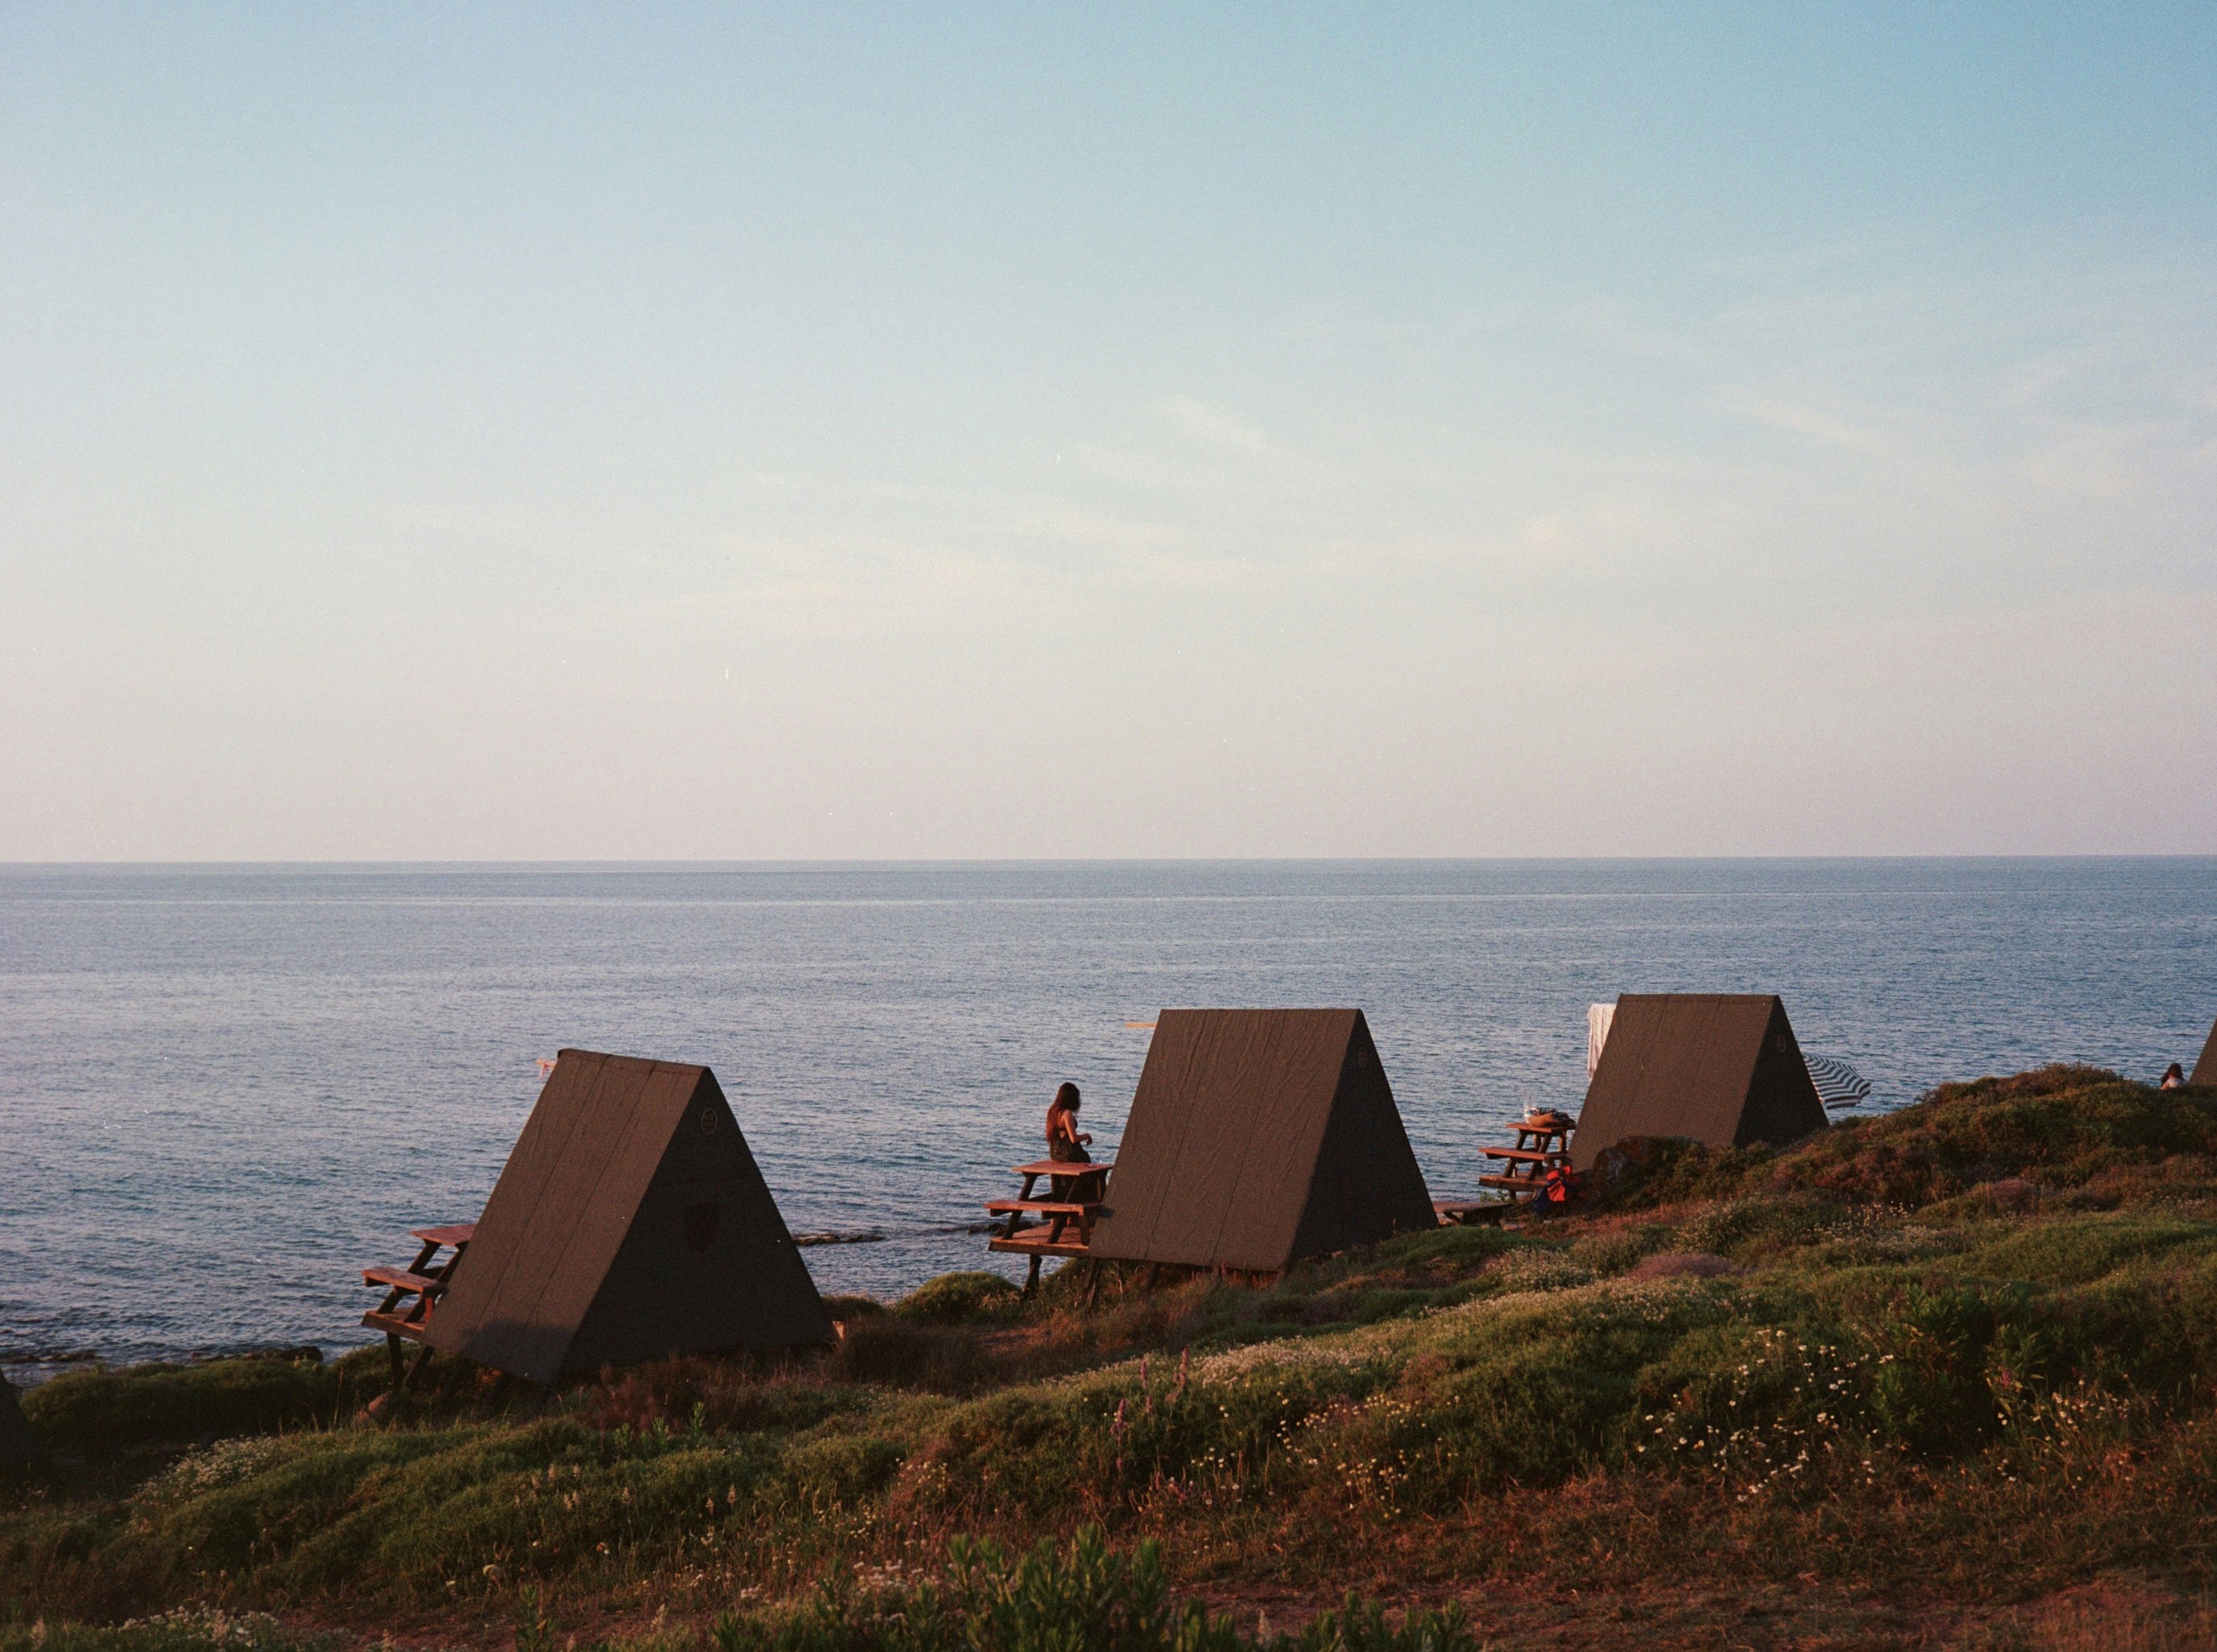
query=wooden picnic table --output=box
[1476,1117,1573,1194]
[986,1158,1113,1296]
[1438,1117,1576,1221]
[1004,1157,1111,1203]
[361,1222,475,1388]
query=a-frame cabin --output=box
[1573,993,1827,1171]
[1088,1009,1436,1276]
[424,1049,832,1383]
[2192,1017,2217,1088]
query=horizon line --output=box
[5,853,2215,871]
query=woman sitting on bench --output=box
[1045,1082,1103,1199]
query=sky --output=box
[2,5,2213,860]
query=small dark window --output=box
[700,1106,717,1135]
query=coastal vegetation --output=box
[8,1065,2217,1648]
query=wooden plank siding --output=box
[1572,995,1827,1171]
[1088,1009,1435,1274]
[425,1050,832,1383]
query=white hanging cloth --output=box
[1587,1002,1616,1080]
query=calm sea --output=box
[3,860,2213,1383]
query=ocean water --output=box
[2,859,2212,1383]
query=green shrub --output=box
[20,1354,370,1461]
[1682,1192,1850,1261]
[1364,1226,1521,1272]
[1859,1282,2018,1455]
[1567,1227,1667,1276]
[833,1319,997,1393]
[1600,1138,1771,1210]
[779,1435,906,1511]
[570,1361,861,1437]
[0,1609,319,1652]
[708,1525,1481,1652]
[1785,1068,2217,1207]
[896,1274,1022,1327]
[14,1065,2217,1626]
[1961,1208,2217,1288]
[1601,1069,2217,1215]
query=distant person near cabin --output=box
[2162,1063,2186,1090]
[1044,1082,1103,1200]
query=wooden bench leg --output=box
[1022,1253,1042,1298]
[399,1341,434,1392]
[385,1332,405,1391]
[1084,1259,1103,1309]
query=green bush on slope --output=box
[1611,1065,2217,1212]
[708,1526,1478,1652]
[0,1611,313,1652]
[18,1226,2217,1613]
[1,1529,1480,1652]
[894,1274,1022,1327]
[10,1069,2217,1624]
[20,1353,378,1462]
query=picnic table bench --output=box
[1475,1115,1574,1195]
[1432,1199,1517,1227]
[1437,1116,1576,1223]
[986,1159,1112,1296]
[361,1223,475,1388]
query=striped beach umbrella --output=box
[1805,1054,1871,1110]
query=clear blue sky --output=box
[3,5,2212,857]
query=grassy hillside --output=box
[8,1066,2217,1650]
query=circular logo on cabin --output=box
[683,1200,721,1253]
[699,1105,717,1135]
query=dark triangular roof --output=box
[1573,994,1827,1169]
[424,1050,832,1383]
[1088,1009,1435,1274]
[0,1376,43,1469]
[2193,1018,2217,1088]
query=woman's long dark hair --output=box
[1053,1082,1081,1112]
